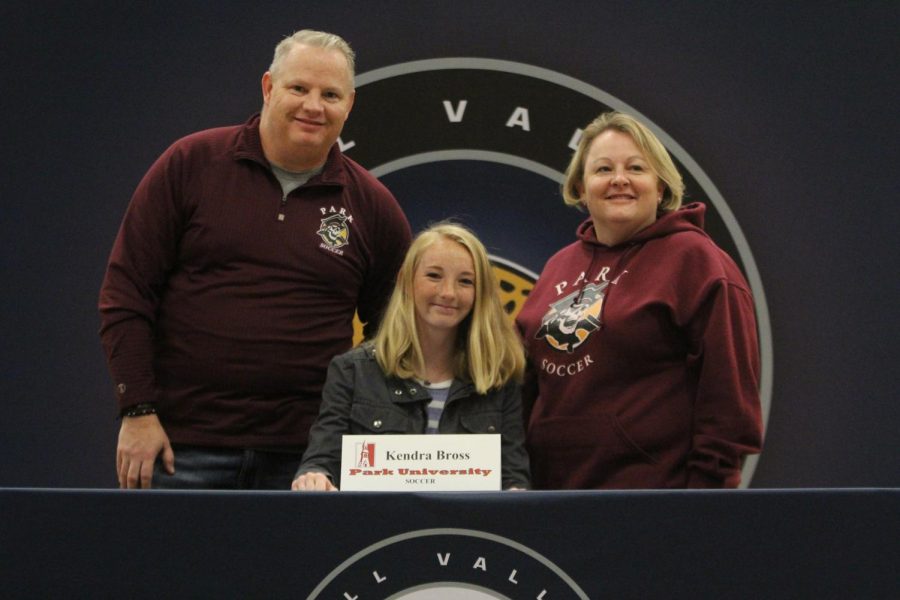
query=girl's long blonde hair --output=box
[373,222,525,393]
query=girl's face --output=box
[412,238,476,337]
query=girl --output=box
[292,223,529,490]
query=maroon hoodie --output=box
[516,203,762,489]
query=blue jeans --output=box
[152,445,303,490]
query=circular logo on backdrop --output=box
[307,528,589,599]
[342,58,771,485]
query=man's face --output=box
[260,44,355,170]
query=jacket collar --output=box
[362,344,477,404]
[388,376,476,405]
[231,113,348,188]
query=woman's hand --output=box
[291,471,338,491]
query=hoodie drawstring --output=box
[572,242,643,329]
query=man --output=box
[99,30,411,489]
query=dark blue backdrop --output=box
[2,1,898,488]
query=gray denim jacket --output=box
[297,345,531,489]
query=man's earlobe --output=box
[261,72,273,103]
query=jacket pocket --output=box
[349,402,411,434]
[458,410,502,434]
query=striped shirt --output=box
[418,379,453,434]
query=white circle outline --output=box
[356,58,771,485]
[306,527,590,599]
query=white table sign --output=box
[339,434,501,491]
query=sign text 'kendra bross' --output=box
[339,434,501,492]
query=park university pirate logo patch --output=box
[317,212,350,250]
[536,283,607,353]
[339,58,771,485]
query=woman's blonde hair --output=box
[562,111,685,213]
[373,222,525,393]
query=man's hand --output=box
[116,414,174,489]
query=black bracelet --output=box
[121,403,157,418]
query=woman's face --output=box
[580,129,664,245]
[413,238,476,338]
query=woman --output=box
[516,111,762,489]
[292,222,530,490]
